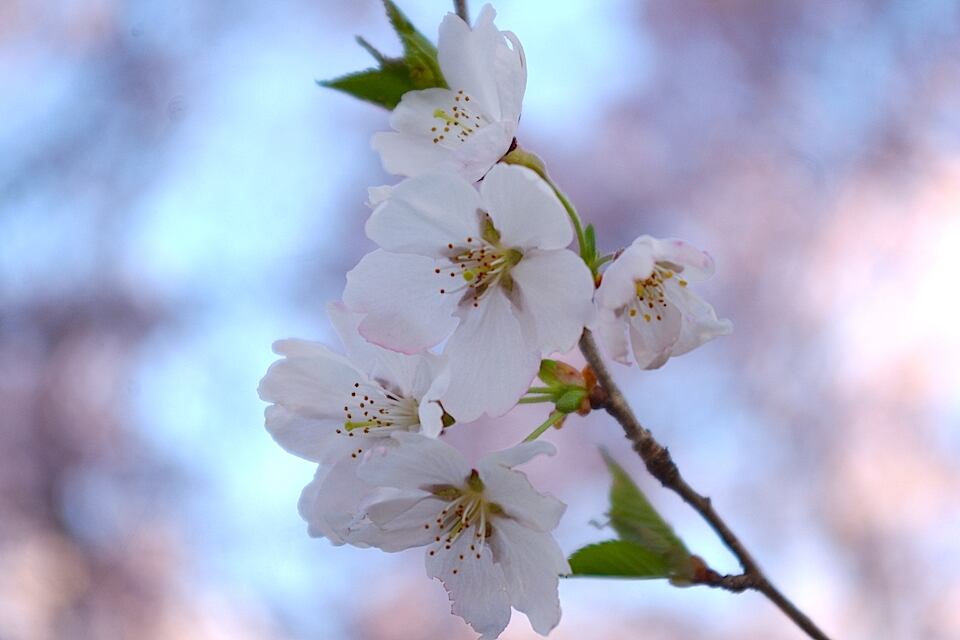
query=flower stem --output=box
[518,395,555,405]
[453,0,468,22]
[578,328,833,640]
[501,147,590,262]
[522,410,565,442]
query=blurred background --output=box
[2,0,959,638]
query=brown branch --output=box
[453,0,468,23]
[580,328,832,640]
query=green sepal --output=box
[556,388,587,414]
[568,540,674,579]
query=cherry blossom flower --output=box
[357,431,568,639]
[343,164,595,422]
[594,235,732,369]
[257,303,449,544]
[371,4,526,183]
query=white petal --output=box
[664,281,733,356]
[491,519,569,636]
[481,440,556,470]
[297,456,375,545]
[372,130,460,178]
[647,236,716,281]
[439,5,508,122]
[480,463,566,533]
[362,493,447,552]
[259,341,364,416]
[366,184,394,209]
[511,249,595,355]
[441,287,540,421]
[343,250,459,354]
[263,405,355,463]
[365,173,483,256]
[425,525,512,639]
[388,87,458,135]
[357,431,469,491]
[417,399,445,438]
[481,165,572,251]
[627,302,682,369]
[593,307,632,365]
[596,241,655,311]
[450,120,516,183]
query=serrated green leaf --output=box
[319,66,416,110]
[602,452,693,577]
[382,0,446,89]
[568,540,673,578]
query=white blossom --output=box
[595,235,732,369]
[372,4,526,183]
[257,302,448,544]
[357,432,569,639]
[343,164,595,422]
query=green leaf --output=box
[583,224,597,260]
[382,0,446,89]
[568,540,673,578]
[319,65,416,110]
[319,0,446,109]
[601,451,694,578]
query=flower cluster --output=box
[260,4,730,638]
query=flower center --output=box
[336,380,422,458]
[433,216,523,308]
[424,470,503,566]
[627,266,688,323]
[430,89,488,145]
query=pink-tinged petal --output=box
[481,165,572,251]
[327,301,443,399]
[647,236,716,281]
[596,242,655,311]
[439,5,507,121]
[371,131,459,178]
[511,249,595,354]
[425,527,512,640]
[362,493,447,552]
[343,250,459,354]
[593,307,632,365]
[357,431,469,490]
[491,519,569,636]
[479,466,566,533]
[297,456,377,545]
[664,281,733,356]
[627,301,682,369]
[480,440,555,470]
[441,287,540,421]
[365,173,482,256]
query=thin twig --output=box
[454,0,469,22]
[579,328,832,640]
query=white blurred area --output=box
[1,1,958,639]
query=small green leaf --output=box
[568,540,673,578]
[319,65,415,110]
[383,0,446,89]
[600,451,694,579]
[319,0,446,109]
